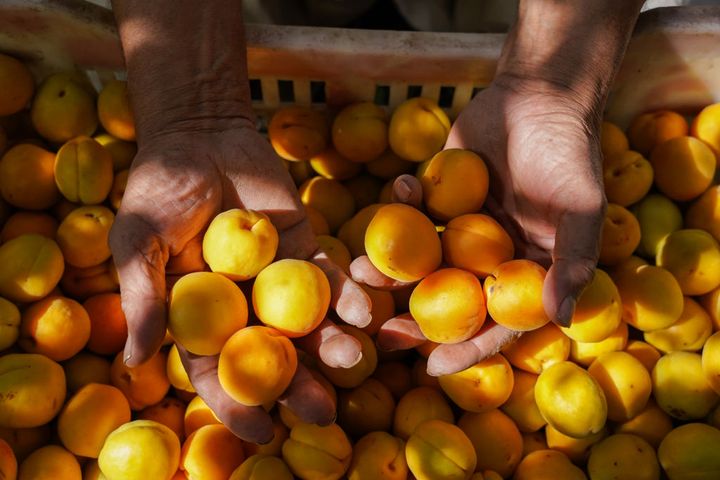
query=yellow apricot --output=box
[0,144,59,210]
[56,206,114,268]
[632,193,683,257]
[588,433,660,480]
[0,53,34,116]
[94,133,137,171]
[230,454,293,480]
[624,340,662,372]
[652,351,719,420]
[600,121,629,158]
[316,235,352,274]
[546,424,606,465]
[458,409,522,477]
[54,136,114,204]
[306,205,330,236]
[657,229,720,295]
[500,370,546,433]
[702,331,720,395]
[439,353,514,413]
[658,423,720,480]
[614,399,672,449]
[687,187,720,246]
[0,211,58,242]
[588,351,652,422]
[110,350,170,410]
[366,149,415,179]
[167,344,194,393]
[19,295,91,361]
[389,97,450,162]
[599,204,641,266]
[337,378,395,438]
[603,150,653,207]
[99,420,181,480]
[570,321,629,367]
[347,431,407,480]
[269,106,328,161]
[137,398,187,442]
[282,422,352,480]
[651,136,716,201]
[59,260,119,300]
[393,386,454,440]
[0,297,20,351]
[560,269,622,343]
[309,147,362,180]
[535,361,607,439]
[97,80,135,141]
[614,264,684,331]
[644,297,712,353]
[502,322,570,374]
[183,396,220,436]
[337,204,382,258]
[299,176,355,233]
[110,172,127,210]
[441,214,514,278]
[485,259,550,332]
[319,325,377,389]
[406,419,476,480]
[168,271,248,355]
[180,424,246,480]
[63,352,111,393]
[692,102,720,155]
[514,449,587,480]
[18,445,81,480]
[629,110,688,156]
[31,73,98,143]
[332,102,388,163]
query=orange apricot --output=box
[332,102,388,163]
[360,285,395,337]
[31,73,98,143]
[656,229,720,295]
[282,422,352,480]
[269,106,328,161]
[0,234,64,303]
[458,409,523,477]
[500,369,546,433]
[316,235,352,274]
[54,136,114,204]
[299,176,355,233]
[0,212,57,242]
[337,203,382,258]
[613,399,673,449]
[110,350,170,410]
[692,102,720,156]
[686,185,720,243]
[366,149,415,179]
[439,353,514,413]
[94,133,137,171]
[181,424,245,480]
[184,396,220,436]
[602,150,653,206]
[0,144,59,210]
[56,205,114,268]
[600,121,629,158]
[393,386,454,440]
[389,97,450,162]
[138,398,187,442]
[650,136,716,201]
[305,205,330,236]
[0,53,34,116]
[502,322,570,374]
[84,293,128,355]
[344,173,383,210]
[0,438,16,480]
[18,445,81,480]
[0,297,20,351]
[599,204,641,266]
[441,213,514,278]
[588,351,652,422]
[309,147,362,180]
[614,264,684,331]
[98,80,135,141]
[62,352,111,393]
[570,321,629,368]
[19,296,90,361]
[485,259,550,331]
[60,260,119,299]
[628,110,688,155]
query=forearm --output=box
[111,0,254,140]
[497,0,645,116]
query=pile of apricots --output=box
[1,48,720,480]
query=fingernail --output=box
[396,178,412,200]
[555,296,577,328]
[338,350,363,369]
[123,343,133,366]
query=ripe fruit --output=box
[56,205,114,268]
[18,445,81,479]
[405,420,477,480]
[439,354,514,413]
[500,370,546,433]
[502,323,570,373]
[692,102,720,155]
[599,204,641,266]
[389,97,450,162]
[588,351,652,422]
[309,147,362,180]
[686,185,720,243]
[658,423,720,480]
[282,423,352,480]
[319,325,377,389]
[613,264,684,331]
[458,409,523,478]
[644,297,712,353]
[110,350,170,411]
[560,269,622,343]
[0,297,20,351]
[651,136,716,201]
[628,110,688,155]
[602,150,653,206]
[632,193,683,257]
[332,102,388,163]
[180,424,246,480]
[656,229,720,295]
[0,53,34,116]
[513,450,586,480]
[299,176,355,233]
[269,106,328,161]
[0,211,58,242]
[570,321,629,367]
[31,73,98,143]
[19,295,91,361]
[441,213,514,277]
[393,386,454,440]
[97,80,135,141]
[231,455,294,480]
[587,434,660,480]
[0,144,59,210]
[347,431,408,480]
[652,351,719,420]
[600,121,629,158]
[54,136,114,204]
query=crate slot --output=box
[374,85,390,106]
[438,86,455,108]
[278,79,295,103]
[407,85,422,99]
[249,79,262,102]
[310,81,326,104]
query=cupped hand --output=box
[109,124,371,442]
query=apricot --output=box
[83,460,103,480]
[535,361,607,438]
[180,424,245,480]
[441,214,514,278]
[316,235,352,274]
[60,260,118,299]
[167,344,194,393]
[282,422,352,480]
[624,340,661,372]
[305,205,330,235]
[231,454,293,480]
[632,193,682,257]
[56,206,114,268]
[502,322,570,373]
[389,97,450,162]
[545,425,606,465]
[299,176,355,233]
[405,419,476,480]
[458,409,522,477]
[393,386,454,440]
[651,136,715,201]
[31,73,98,143]
[614,264,683,331]
[332,102,387,163]
[559,269,622,343]
[419,149,489,221]
[614,399,673,449]
[500,370,546,433]
[603,150,653,206]
[599,204,641,266]
[439,353,514,413]
[94,133,137,171]
[360,285,395,336]
[110,350,170,410]
[588,433,659,480]
[337,203,382,258]
[628,110,688,155]
[138,398,186,442]
[0,438,16,480]
[600,121,629,158]
[0,425,52,463]
[97,80,135,141]
[644,297,712,353]
[19,295,91,361]
[183,396,220,436]
[218,326,297,406]
[0,354,66,428]
[0,144,59,210]
[687,185,720,243]
[54,136,114,204]
[287,160,314,186]
[168,271,248,355]
[702,331,720,395]
[652,351,719,420]
[62,352,111,393]
[18,445,81,480]
[0,53,34,116]
[337,378,394,438]
[692,102,720,155]
[485,259,550,331]
[309,147,362,180]
[84,293,127,355]
[522,431,549,457]
[366,149,415,179]
[365,203,441,282]
[570,321,628,367]
[411,357,440,389]
[253,259,329,337]
[588,351,652,422]
[513,450,587,480]
[344,173,383,209]
[378,179,394,203]
[1,212,58,242]
[319,325,377,388]
[0,297,20,351]
[99,420,181,480]
[269,106,328,162]
[346,431,407,480]
[0,234,64,303]
[656,229,720,295]
[202,209,278,281]
[658,423,720,480]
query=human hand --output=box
[109,123,371,442]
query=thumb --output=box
[543,205,605,327]
[109,213,169,367]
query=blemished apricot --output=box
[588,351,652,422]
[316,235,352,274]
[305,205,330,235]
[56,205,114,268]
[344,173,383,210]
[458,409,523,477]
[418,148,489,221]
[231,454,294,480]
[218,326,297,406]
[54,136,114,204]
[97,80,135,141]
[110,350,171,410]
[405,419,476,480]
[514,449,587,480]
[180,424,245,480]
[168,271,248,355]
[500,370,546,433]
[32,73,98,143]
[366,149,415,179]
[0,211,58,242]
[632,193,683,257]
[588,433,660,480]
[389,97,451,162]
[560,269,622,343]
[57,383,131,458]
[0,438,16,480]
[62,352,111,393]
[94,133,137,171]
[656,229,720,295]
[202,209,278,281]
[299,176,355,233]
[393,386,454,440]
[570,321,629,368]
[599,204,641,266]
[624,340,662,372]
[337,378,395,438]
[252,259,330,337]
[503,322,570,374]
[687,185,720,243]
[60,260,119,299]
[0,234,64,303]
[83,293,127,355]
[614,264,684,332]
[644,297,712,353]
[0,53,34,116]
[439,353,514,413]
[346,431,407,480]
[282,422,352,480]
[652,351,719,420]
[269,106,328,161]
[651,136,716,201]
[183,396,220,436]
[692,102,720,155]
[545,425,606,465]
[99,420,181,480]
[485,259,550,332]
[167,344,194,393]
[309,147,362,180]
[658,423,720,480]
[410,268,486,343]
[18,445,81,480]
[337,203,382,258]
[614,399,673,449]
[19,295,91,361]
[319,325,377,389]
[600,121,629,158]
[0,144,59,210]
[138,398,187,442]
[360,285,395,336]
[365,203,441,282]
[0,354,66,429]
[535,361,607,439]
[332,102,388,163]
[628,110,688,156]
[602,150,653,206]
[441,213,514,278]
[0,297,20,351]
[702,331,720,395]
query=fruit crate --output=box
[0,1,719,128]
